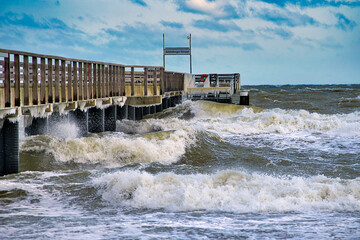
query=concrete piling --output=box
[104,105,117,132]
[127,106,135,121]
[135,107,143,121]
[143,106,150,116]
[0,119,19,176]
[117,105,128,120]
[69,109,88,137]
[25,117,48,136]
[88,107,104,133]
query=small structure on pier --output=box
[186,73,241,103]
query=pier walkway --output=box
[0,49,185,176]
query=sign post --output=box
[163,34,192,73]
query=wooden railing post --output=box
[83,63,88,100]
[114,66,119,96]
[61,60,66,102]
[79,62,83,100]
[144,67,148,96]
[4,55,11,107]
[54,59,60,102]
[23,55,29,106]
[102,64,105,98]
[48,58,53,103]
[105,65,109,97]
[131,67,135,96]
[121,66,125,96]
[153,69,157,95]
[73,61,78,101]
[160,67,164,95]
[93,64,97,99]
[89,63,93,99]
[67,61,72,102]
[14,54,20,106]
[40,57,46,104]
[32,56,38,105]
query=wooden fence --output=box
[0,49,184,109]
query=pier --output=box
[0,49,185,176]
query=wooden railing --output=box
[0,49,184,109]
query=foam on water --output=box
[187,101,360,138]
[21,127,197,166]
[93,170,360,212]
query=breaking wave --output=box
[93,170,360,212]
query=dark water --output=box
[1,85,360,239]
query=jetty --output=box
[0,48,247,176]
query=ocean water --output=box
[1,84,360,239]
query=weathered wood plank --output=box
[114,66,119,96]
[67,61,72,102]
[160,67,164,95]
[79,62,83,100]
[105,65,108,97]
[102,64,105,98]
[23,55,29,106]
[153,69,157,95]
[93,64,97,99]
[88,63,92,99]
[73,61,77,101]
[40,57,46,104]
[14,54,20,106]
[4,56,11,107]
[144,67,148,96]
[55,59,60,102]
[108,65,114,97]
[131,67,135,96]
[61,60,66,102]
[32,57,38,105]
[48,58,53,103]
[121,66,126,96]
[83,63,87,100]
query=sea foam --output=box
[93,170,360,212]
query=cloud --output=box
[239,42,262,51]
[262,27,293,40]
[259,0,360,8]
[161,21,183,29]
[0,11,80,32]
[253,7,317,27]
[175,0,239,18]
[335,13,356,31]
[193,19,242,32]
[129,0,147,7]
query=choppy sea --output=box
[1,84,360,239]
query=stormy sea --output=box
[1,84,359,239]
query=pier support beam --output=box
[150,106,156,114]
[135,107,143,121]
[117,105,127,120]
[88,107,104,133]
[239,91,249,105]
[0,119,19,176]
[105,105,117,132]
[69,109,88,137]
[25,117,48,136]
[143,106,150,116]
[156,103,162,113]
[162,98,169,110]
[170,96,176,107]
[127,106,135,121]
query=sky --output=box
[0,0,359,85]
